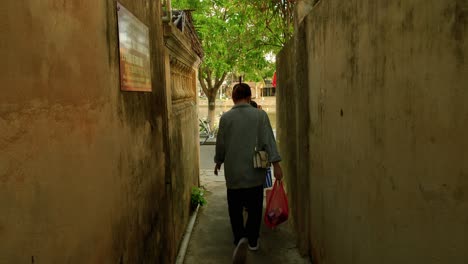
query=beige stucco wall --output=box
[0,0,198,263]
[278,0,468,263]
[164,23,202,254]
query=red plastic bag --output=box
[264,180,289,228]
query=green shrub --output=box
[191,186,207,208]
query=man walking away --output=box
[214,83,283,264]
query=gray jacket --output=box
[214,103,281,189]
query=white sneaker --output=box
[248,240,259,251]
[232,238,248,264]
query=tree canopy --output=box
[171,0,295,125]
[172,0,294,82]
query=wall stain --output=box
[453,171,468,204]
[401,7,415,32]
[418,183,449,203]
[348,25,359,84]
[451,0,467,68]
[389,175,397,191]
[106,0,119,68]
[452,186,465,203]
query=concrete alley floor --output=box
[183,145,310,264]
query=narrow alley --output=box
[181,145,310,264]
[1,0,467,263]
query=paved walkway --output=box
[183,146,310,264]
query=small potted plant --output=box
[191,186,207,212]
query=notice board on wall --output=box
[117,2,152,92]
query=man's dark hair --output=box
[232,83,251,101]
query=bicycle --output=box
[199,118,218,145]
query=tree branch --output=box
[265,23,285,46]
[198,67,210,96]
[206,69,213,90]
[214,71,228,89]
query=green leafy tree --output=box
[172,0,295,126]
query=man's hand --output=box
[272,162,283,181]
[214,163,222,176]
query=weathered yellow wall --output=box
[169,101,200,251]
[0,0,189,263]
[164,23,202,254]
[278,0,468,263]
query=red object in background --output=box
[264,180,289,228]
[272,71,277,87]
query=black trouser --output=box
[227,185,264,246]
